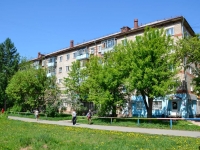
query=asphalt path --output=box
[8,116,200,138]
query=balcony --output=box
[34,65,39,69]
[101,46,114,54]
[47,72,56,77]
[76,53,89,60]
[48,62,56,67]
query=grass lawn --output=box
[8,112,200,131]
[1,115,200,150]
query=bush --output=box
[45,105,59,117]
[10,105,22,112]
[76,106,87,116]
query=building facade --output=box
[32,16,199,117]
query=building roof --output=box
[31,16,195,61]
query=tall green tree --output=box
[122,27,180,118]
[81,54,127,116]
[6,64,60,112]
[176,34,200,94]
[0,38,20,110]
[64,61,85,111]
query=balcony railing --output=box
[76,53,89,60]
[47,72,56,77]
[101,46,114,54]
[48,62,56,67]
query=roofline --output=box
[31,16,195,61]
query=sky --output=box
[0,0,200,59]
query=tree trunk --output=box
[128,95,132,117]
[147,98,153,118]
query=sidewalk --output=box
[8,116,200,138]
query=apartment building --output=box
[32,16,199,117]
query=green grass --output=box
[0,116,200,150]
[8,112,200,131]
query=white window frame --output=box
[66,54,70,60]
[121,38,127,46]
[59,56,63,62]
[153,101,162,110]
[166,26,174,36]
[42,60,45,66]
[191,86,193,92]
[73,52,77,59]
[66,66,70,72]
[136,101,143,110]
[58,79,62,84]
[189,67,192,74]
[59,67,62,73]
[98,45,102,53]
[90,47,95,54]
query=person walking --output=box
[86,109,92,124]
[34,109,39,121]
[72,109,77,125]
[1,108,4,114]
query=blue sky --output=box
[0,0,200,59]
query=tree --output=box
[176,34,200,95]
[6,63,60,112]
[81,54,127,116]
[121,27,180,118]
[0,38,20,110]
[64,61,85,111]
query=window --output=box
[73,52,77,58]
[122,39,127,46]
[59,56,63,62]
[90,47,94,54]
[172,102,177,110]
[42,60,45,66]
[80,61,86,67]
[66,66,70,72]
[166,27,174,36]
[66,54,70,60]
[136,101,143,110]
[101,39,115,49]
[49,58,53,63]
[98,46,102,53]
[191,86,193,92]
[189,67,192,74]
[58,79,62,84]
[59,67,62,73]
[153,101,162,110]
[107,39,114,48]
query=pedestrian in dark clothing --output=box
[72,109,77,125]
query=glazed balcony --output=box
[48,62,56,67]
[47,72,56,77]
[76,53,89,60]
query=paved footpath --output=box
[8,116,200,138]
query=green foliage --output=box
[176,34,200,95]
[64,61,86,111]
[65,27,181,117]
[10,105,22,112]
[6,62,61,112]
[0,38,20,109]
[116,27,180,117]
[45,105,59,117]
